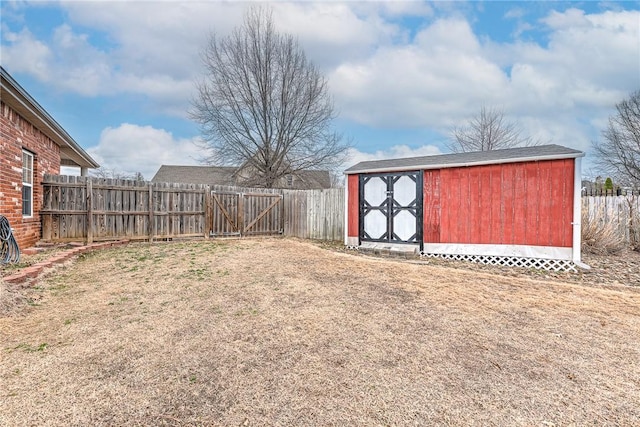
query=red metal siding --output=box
[490,165,503,244]
[477,166,492,244]
[457,168,471,242]
[347,174,359,237]
[468,167,482,244]
[538,162,552,246]
[422,170,441,243]
[505,165,518,244]
[524,162,539,245]
[513,165,527,244]
[425,159,574,248]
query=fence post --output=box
[204,185,211,239]
[42,178,51,241]
[148,182,154,243]
[86,178,93,244]
[238,193,245,236]
[280,193,285,234]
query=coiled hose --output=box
[0,215,20,264]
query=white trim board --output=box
[572,157,582,264]
[345,236,358,247]
[344,182,350,246]
[422,243,573,261]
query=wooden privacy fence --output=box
[282,187,344,241]
[209,184,344,241]
[211,191,284,237]
[41,175,345,243]
[42,175,208,242]
[582,195,640,245]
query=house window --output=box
[22,150,34,217]
[286,174,293,187]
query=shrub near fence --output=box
[582,194,640,248]
[41,175,345,243]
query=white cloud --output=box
[330,18,509,128]
[541,9,639,90]
[1,2,414,116]
[376,1,433,18]
[86,123,204,180]
[1,22,187,103]
[0,27,53,81]
[503,8,640,104]
[504,7,526,19]
[344,144,442,169]
[2,2,638,163]
[272,2,403,69]
[331,7,639,153]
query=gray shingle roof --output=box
[151,165,237,185]
[151,165,332,189]
[344,144,584,174]
[293,170,332,189]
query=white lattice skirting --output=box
[420,252,577,272]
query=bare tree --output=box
[593,90,640,187]
[92,168,145,181]
[447,106,538,153]
[190,6,348,188]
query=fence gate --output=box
[210,191,283,237]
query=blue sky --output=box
[2,1,639,179]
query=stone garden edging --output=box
[3,240,130,285]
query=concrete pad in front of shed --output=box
[359,242,420,257]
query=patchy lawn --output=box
[1,239,639,426]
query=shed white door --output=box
[359,172,422,244]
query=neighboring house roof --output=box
[152,165,332,189]
[0,66,99,169]
[345,144,584,175]
[152,165,238,185]
[294,170,332,189]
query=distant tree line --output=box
[91,168,145,181]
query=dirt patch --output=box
[1,239,639,426]
[1,245,74,315]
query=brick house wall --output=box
[1,100,61,249]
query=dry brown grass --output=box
[1,239,639,426]
[581,209,627,255]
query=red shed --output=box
[344,145,586,271]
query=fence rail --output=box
[582,188,640,197]
[41,175,345,243]
[42,175,208,242]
